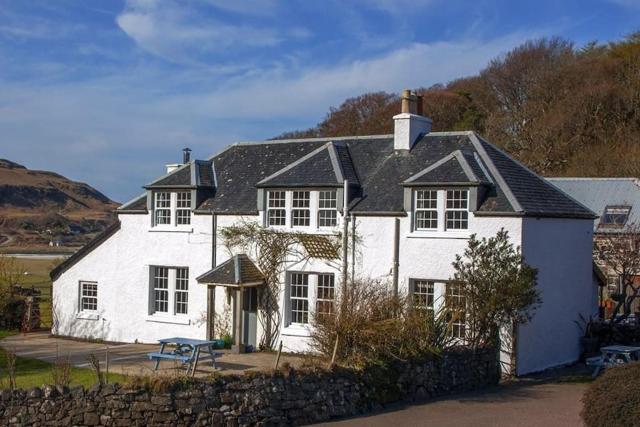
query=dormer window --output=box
[263,189,340,230]
[445,190,469,230]
[412,189,469,232]
[176,192,192,225]
[154,192,171,225]
[153,191,192,227]
[415,190,438,230]
[318,190,338,227]
[292,191,311,227]
[267,191,286,226]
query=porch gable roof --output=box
[196,254,264,287]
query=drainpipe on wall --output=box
[341,180,349,295]
[351,213,356,284]
[211,211,217,268]
[392,217,400,297]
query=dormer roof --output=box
[144,159,215,189]
[403,150,490,186]
[256,141,359,188]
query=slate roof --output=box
[196,254,264,286]
[116,131,593,219]
[257,143,344,188]
[118,193,147,213]
[403,150,488,186]
[547,178,640,232]
[144,160,214,189]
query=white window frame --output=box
[289,272,310,324]
[287,272,336,326]
[79,281,98,312]
[446,282,466,340]
[150,266,189,316]
[410,279,466,340]
[154,192,172,226]
[445,190,469,230]
[175,192,192,225]
[153,192,192,228]
[411,279,435,313]
[316,273,335,317]
[412,189,470,233]
[414,190,438,231]
[318,190,338,227]
[265,189,340,230]
[291,191,311,227]
[267,190,287,227]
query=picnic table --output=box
[148,337,224,376]
[587,345,640,377]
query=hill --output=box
[0,159,118,252]
[276,33,640,179]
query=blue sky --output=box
[1,0,639,202]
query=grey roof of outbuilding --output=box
[546,178,640,231]
[196,254,264,286]
[119,131,594,219]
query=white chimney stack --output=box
[394,89,432,151]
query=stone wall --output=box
[0,348,498,426]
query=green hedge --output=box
[582,362,640,427]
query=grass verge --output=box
[0,330,126,389]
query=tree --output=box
[594,222,640,321]
[451,229,540,349]
[0,255,26,329]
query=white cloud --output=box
[607,0,640,9]
[115,0,297,65]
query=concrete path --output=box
[1,331,304,377]
[318,378,588,427]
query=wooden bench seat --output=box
[147,352,191,363]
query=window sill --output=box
[407,230,471,239]
[76,312,99,321]
[148,227,194,233]
[281,324,312,337]
[146,315,191,325]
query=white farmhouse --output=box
[51,91,597,375]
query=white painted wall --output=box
[517,217,597,375]
[53,206,595,376]
[52,213,214,343]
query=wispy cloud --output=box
[115,0,305,67]
[0,27,540,201]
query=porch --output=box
[0,331,306,378]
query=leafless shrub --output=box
[87,353,104,385]
[310,279,455,368]
[51,355,71,388]
[4,349,17,391]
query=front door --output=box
[242,287,258,349]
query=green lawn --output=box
[0,330,126,389]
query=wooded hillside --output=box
[277,33,640,178]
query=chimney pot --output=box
[401,89,412,114]
[393,89,432,151]
[416,94,424,116]
[182,147,192,164]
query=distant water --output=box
[7,253,69,260]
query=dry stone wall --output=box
[0,348,498,426]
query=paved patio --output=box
[0,331,307,377]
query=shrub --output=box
[581,362,640,426]
[310,279,455,368]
